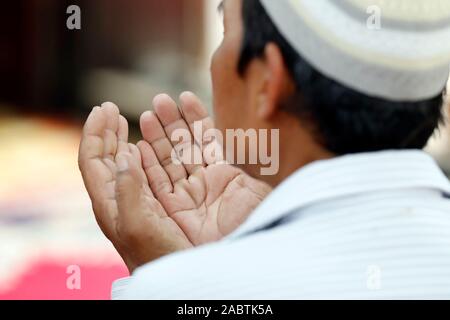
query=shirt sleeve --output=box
[111,277,132,300]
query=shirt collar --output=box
[228,150,450,239]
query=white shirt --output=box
[112,150,450,299]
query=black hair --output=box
[238,0,445,154]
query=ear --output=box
[258,43,294,120]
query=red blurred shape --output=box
[0,258,128,300]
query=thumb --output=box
[115,152,145,236]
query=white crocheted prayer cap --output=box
[260,0,450,101]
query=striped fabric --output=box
[113,150,450,299]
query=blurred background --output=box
[0,0,222,300]
[0,0,448,300]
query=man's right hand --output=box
[137,92,272,245]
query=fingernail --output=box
[180,91,193,100]
[117,155,129,172]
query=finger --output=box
[101,102,120,162]
[115,153,147,237]
[79,106,117,238]
[105,114,129,182]
[117,115,129,155]
[137,140,173,197]
[116,153,140,237]
[179,91,214,135]
[128,143,142,169]
[115,153,166,230]
[179,91,224,164]
[128,143,153,196]
[79,106,104,163]
[79,106,112,192]
[140,108,187,185]
[153,94,204,174]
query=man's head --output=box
[211,0,446,184]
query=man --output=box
[79,0,450,299]
[428,80,450,174]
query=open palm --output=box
[78,93,271,272]
[138,93,271,245]
[78,103,193,271]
